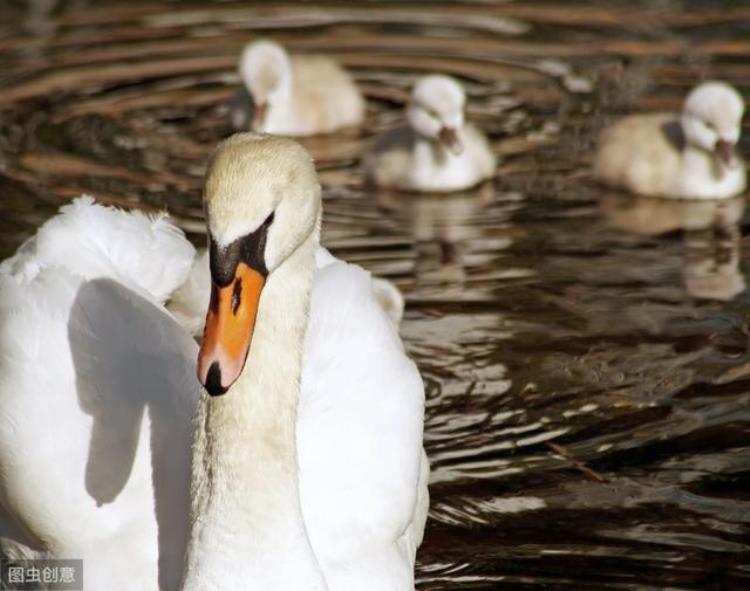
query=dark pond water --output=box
[2,1,750,589]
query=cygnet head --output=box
[197,133,321,396]
[681,81,745,168]
[407,74,466,154]
[238,40,292,131]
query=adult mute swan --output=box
[594,81,746,200]
[229,40,365,136]
[365,74,496,192]
[0,134,428,591]
[185,133,428,590]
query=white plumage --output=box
[365,74,496,193]
[0,197,197,591]
[230,40,365,136]
[0,192,427,590]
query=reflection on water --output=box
[601,194,746,301]
[2,0,750,589]
[376,188,524,300]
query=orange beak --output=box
[197,262,266,396]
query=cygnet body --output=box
[230,40,365,136]
[365,75,496,193]
[594,81,746,200]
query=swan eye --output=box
[209,210,276,285]
[262,211,275,228]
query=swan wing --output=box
[1,196,195,302]
[0,198,198,591]
[299,254,427,591]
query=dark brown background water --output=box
[2,1,750,589]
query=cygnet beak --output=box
[715,139,738,168]
[438,127,463,155]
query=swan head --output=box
[407,74,466,154]
[238,40,292,131]
[197,133,321,396]
[681,81,744,169]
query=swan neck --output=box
[183,229,327,590]
[268,74,293,122]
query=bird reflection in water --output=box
[375,185,499,298]
[600,192,746,301]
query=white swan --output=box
[0,135,428,591]
[594,81,746,200]
[365,74,496,192]
[229,40,365,136]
